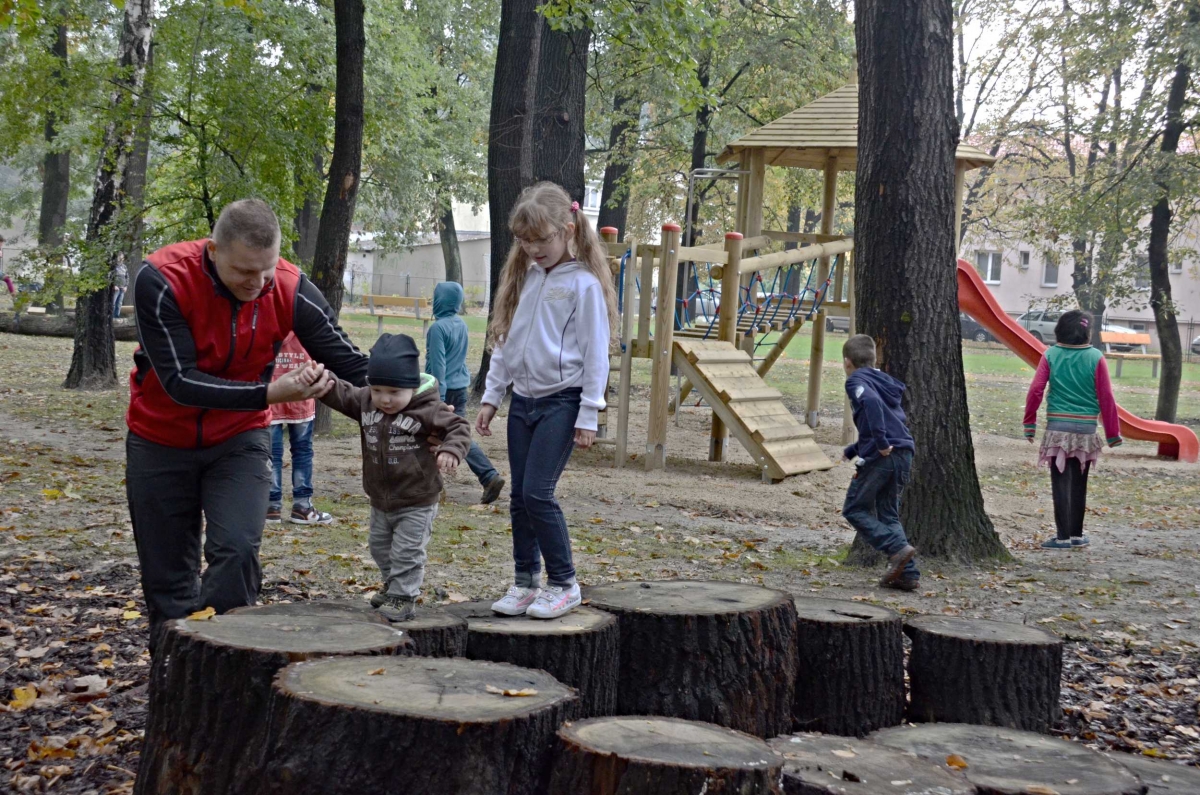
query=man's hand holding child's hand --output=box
[437,452,459,475]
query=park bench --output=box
[1100,331,1159,378]
[361,294,432,336]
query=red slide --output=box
[957,259,1198,462]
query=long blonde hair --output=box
[487,181,619,348]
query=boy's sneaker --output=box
[882,578,920,592]
[879,545,917,586]
[1041,537,1073,549]
[526,584,582,619]
[492,586,542,616]
[290,506,333,525]
[1071,535,1090,547]
[481,476,506,505]
[377,595,416,622]
[266,507,282,524]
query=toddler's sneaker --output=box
[377,595,416,622]
[526,584,582,619]
[266,506,282,524]
[491,585,542,616]
[1040,537,1073,549]
[481,476,506,505]
[1071,535,1090,547]
[370,588,388,608]
[290,506,333,525]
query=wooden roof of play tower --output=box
[716,84,996,172]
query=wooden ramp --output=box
[672,339,833,480]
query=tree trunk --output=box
[679,64,713,327]
[262,656,579,795]
[448,602,618,718]
[874,723,1144,795]
[791,598,905,736]
[1147,23,1192,423]
[123,42,155,291]
[550,717,783,795]
[37,22,70,250]
[904,615,1062,733]
[64,0,154,391]
[292,150,323,268]
[437,194,464,286]
[475,0,544,397]
[401,611,469,657]
[0,313,137,341]
[134,614,410,795]
[783,203,803,293]
[584,580,797,738]
[530,21,590,205]
[596,94,635,238]
[852,0,1008,562]
[770,734,972,795]
[310,0,365,434]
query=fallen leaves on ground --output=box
[484,685,538,697]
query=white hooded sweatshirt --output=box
[482,260,610,431]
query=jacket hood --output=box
[433,282,464,318]
[849,367,906,406]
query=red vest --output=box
[127,239,301,448]
[269,333,316,424]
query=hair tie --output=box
[1080,318,1089,328]
[570,201,580,214]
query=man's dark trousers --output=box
[126,428,271,639]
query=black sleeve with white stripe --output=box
[132,265,268,410]
[292,275,370,387]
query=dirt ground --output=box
[2,330,1200,792]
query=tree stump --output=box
[261,656,579,795]
[905,615,1063,733]
[400,610,470,657]
[768,733,971,795]
[549,716,783,794]
[1108,752,1200,794]
[873,723,1144,795]
[229,599,388,624]
[447,601,618,717]
[134,614,409,795]
[791,598,905,736]
[585,580,798,738]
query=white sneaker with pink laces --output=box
[491,585,541,616]
[526,584,581,619]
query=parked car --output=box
[1192,335,1200,356]
[825,315,850,333]
[960,312,993,343]
[1015,310,1063,343]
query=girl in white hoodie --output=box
[477,182,617,619]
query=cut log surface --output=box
[768,733,972,795]
[229,599,388,624]
[905,615,1063,733]
[1106,753,1200,794]
[447,601,618,716]
[873,723,1144,795]
[791,598,905,736]
[585,580,798,737]
[550,716,783,795]
[262,656,579,795]
[399,609,469,657]
[134,615,409,795]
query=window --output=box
[1134,255,1151,290]
[1019,251,1030,270]
[1170,258,1183,274]
[1131,323,1147,332]
[976,251,1002,284]
[583,185,602,211]
[1041,251,1059,287]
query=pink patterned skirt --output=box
[1039,430,1104,472]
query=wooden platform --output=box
[672,338,832,480]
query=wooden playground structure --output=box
[595,82,995,482]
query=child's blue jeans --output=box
[444,387,500,487]
[507,388,581,588]
[843,449,919,578]
[269,421,314,510]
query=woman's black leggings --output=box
[1050,458,1091,540]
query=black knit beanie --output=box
[368,333,421,388]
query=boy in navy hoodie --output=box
[842,335,919,591]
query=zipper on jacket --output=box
[519,270,549,397]
[218,299,241,375]
[244,302,259,359]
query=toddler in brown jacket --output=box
[321,334,472,621]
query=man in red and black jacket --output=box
[127,199,365,639]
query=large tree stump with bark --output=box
[134,614,409,795]
[549,716,783,794]
[904,616,1063,732]
[261,656,579,795]
[229,599,388,624]
[768,733,972,795]
[873,723,1144,795]
[401,609,470,657]
[1108,752,1200,794]
[791,598,905,736]
[585,580,798,737]
[447,601,618,717]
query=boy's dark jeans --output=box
[444,387,499,486]
[126,429,271,641]
[507,388,581,587]
[842,449,919,578]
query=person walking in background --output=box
[268,332,334,526]
[0,235,14,298]
[112,255,128,319]
[426,280,505,504]
[1024,310,1122,549]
